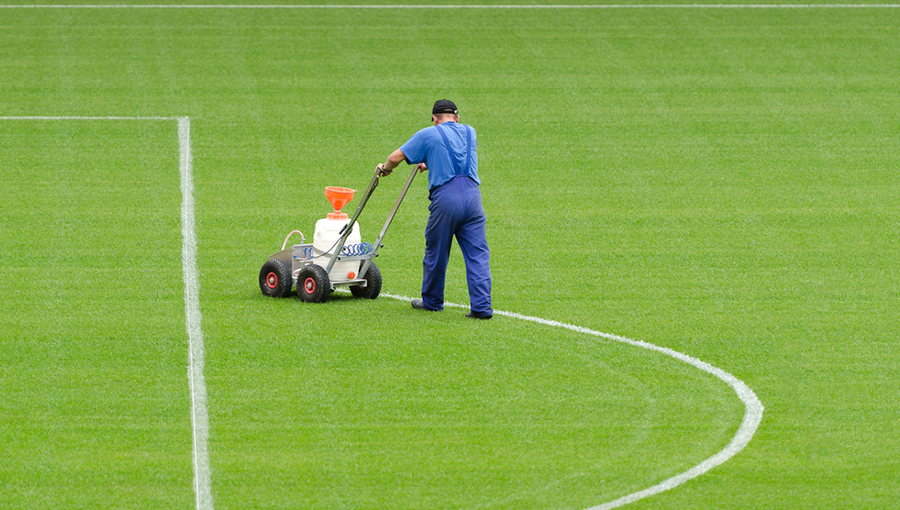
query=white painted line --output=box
[0,115,177,120]
[0,3,897,7]
[381,292,764,509]
[1,115,213,510]
[179,116,214,510]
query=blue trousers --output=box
[421,176,492,314]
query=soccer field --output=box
[1,2,898,509]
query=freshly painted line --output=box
[179,116,214,510]
[0,115,177,120]
[0,3,897,7]
[2,113,765,507]
[1,115,214,510]
[380,292,764,509]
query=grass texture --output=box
[1,3,898,510]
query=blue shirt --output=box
[399,121,480,190]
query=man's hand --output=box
[417,163,428,173]
[376,163,392,177]
[377,149,409,176]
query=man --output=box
[376,99,493,319]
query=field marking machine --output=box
[258,164,418,303]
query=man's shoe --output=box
[465,311,492,320]
[411,298,434,311]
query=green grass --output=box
[0,121,192,507]
[1,3,899,510]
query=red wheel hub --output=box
[266,272,278,289]
[303,277,316,294]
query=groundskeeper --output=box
[376,99,493,319]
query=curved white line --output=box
[380,292,764,509]
[2,113,762,507]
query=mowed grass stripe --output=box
[0,120,196,508]
[1,4,900,8]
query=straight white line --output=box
[0,3,897,7]
[179,116,214,510]
[0,115,177,120]
[381,292,764,509]
[1,115,213,510]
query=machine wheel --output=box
[350,262,382,299]
[259,259,293,298]
[297,264,331,303]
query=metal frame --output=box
[270,164,419,290]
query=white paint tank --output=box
[313,216,361,282]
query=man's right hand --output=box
[376,163,392,177]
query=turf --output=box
[1,2,898,510]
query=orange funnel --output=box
[324,186,355,219]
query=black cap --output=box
[432,99,458,116]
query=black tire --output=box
[296,264,331,303]
[350,262,382,299]
[259,259,293,298]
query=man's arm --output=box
[376,149,407,176]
